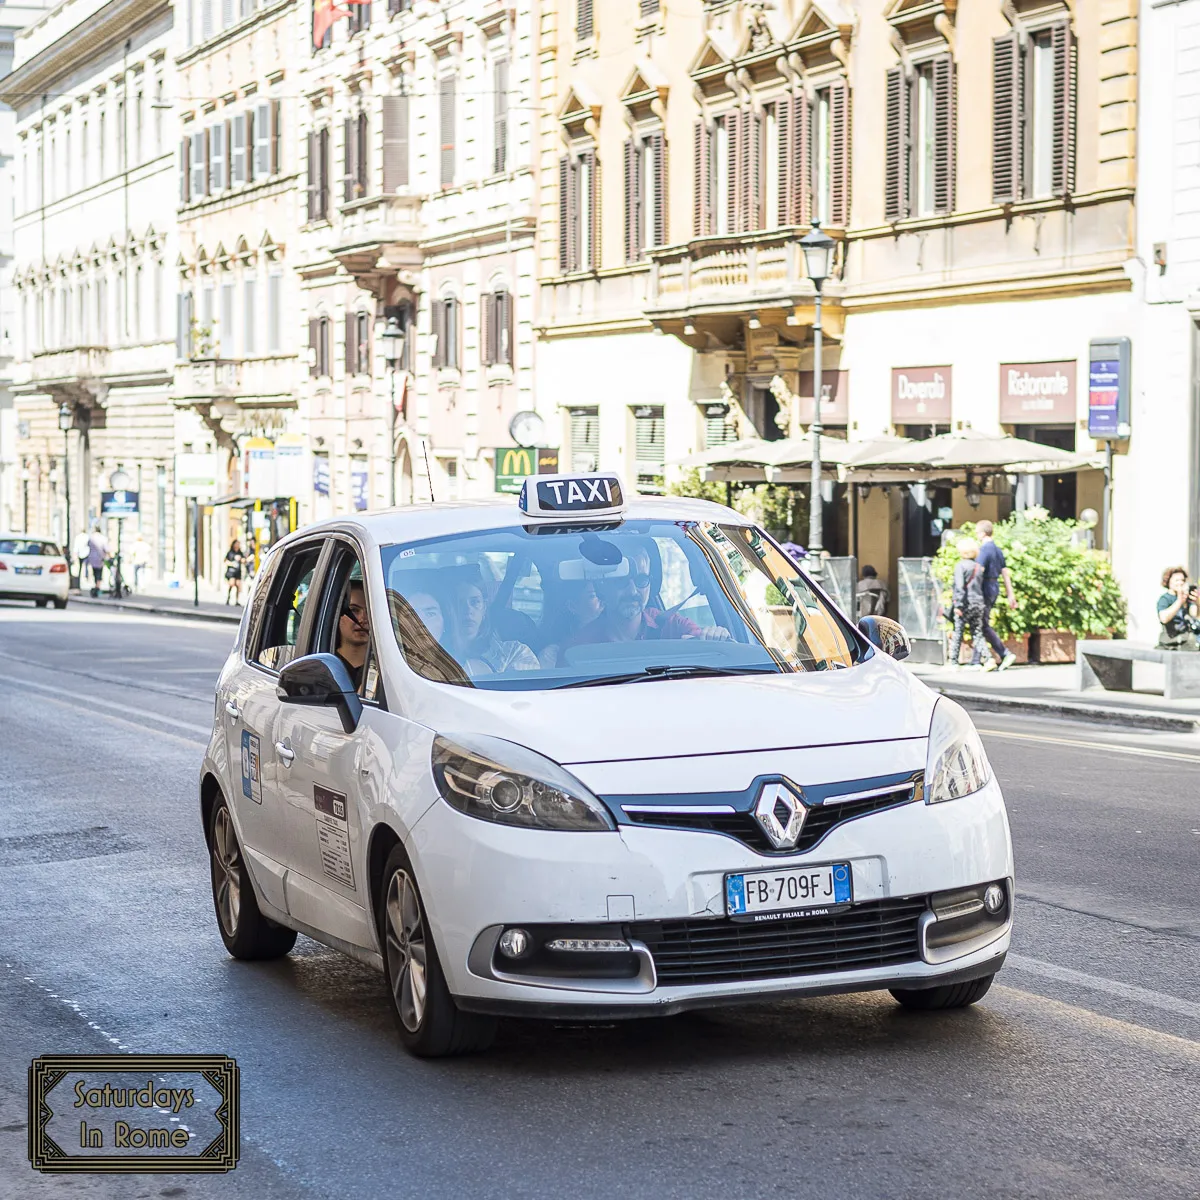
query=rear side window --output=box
[252,543,324,670]
[0,539,61,556]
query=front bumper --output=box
[406,776,1013,1015]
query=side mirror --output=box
[277,653,363,733]
[858,615,911,662]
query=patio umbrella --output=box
[843,428,1102,477]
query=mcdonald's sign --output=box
[493,447,559,494]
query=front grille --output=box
[622,787,916,855]
[630,898,926,986]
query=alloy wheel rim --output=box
[384,870,427,1033]
[211,807,242,937]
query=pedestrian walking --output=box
[130,534,150,592]
[85,526,108,598]
[947,539,988,669]
[1157,566,1200,651]
[975,520,1017,671]
[224,538,247,605]
[71,530,90,585]
[855,564,890,618]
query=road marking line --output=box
[1006,952,1200,1021]
[4,674,211,736]
[979,727,1200,764]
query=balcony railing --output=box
[176,356,301,404]
[332,193,424,279]
[30,346,109,381]
[646,228,844,316]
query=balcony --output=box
[330,194,424,289]
[645,228,845,345]
[175,356,301,407]
[30,346,110,385]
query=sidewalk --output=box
[71,578,244,624]
[909,659,1200,733]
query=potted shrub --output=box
[933,509,1127,664]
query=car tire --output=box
[208,795,297,960]
[890,974,995,1011]
[35,597,48,608]
[53,597,68,610]
[379,843,497,1058]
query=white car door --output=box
[222,539,326,916]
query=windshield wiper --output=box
[557,665,781,689]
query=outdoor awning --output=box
[838,428,1104,483]
[672,434,855,483]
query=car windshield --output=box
[0,539,60,556]
[380,519,864,691]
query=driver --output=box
[573,548,731,644]
[336,581,371,689]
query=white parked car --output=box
[200,475,1012,1057]
[0,534,70,608]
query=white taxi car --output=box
[201,474,1012,1057]
[0,534,70,608]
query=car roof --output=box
[0,532,61,542]
[269,494,754,554]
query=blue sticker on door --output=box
[241,730,262,804]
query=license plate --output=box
[726,862,852,922]
[15,566,41,575]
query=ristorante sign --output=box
[998,361,1076,423]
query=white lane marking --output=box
[9,963,130,1051]
[979,727,1200,765]
[5,674,211,736]
[1007,952,1200,1021]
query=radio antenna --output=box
[422,439,435,503]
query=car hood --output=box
[413,652,936,766]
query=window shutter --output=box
[992,33,1021,204]
[271,99,282,174]
[558,156,571,271]
[245,109,255,183]
[481,291,495,365]
[176,291,192,359]
[306,130,316,220]
[318,126,329,219]
[884,65,907,221]
[651,131,667,248]
[253,102,269,178]
[585,150,601,268]
[180,137,190,202]
[693,120,710,236]
[267,271,281,352]
[439,75,456,187]
[382,94,410,191]
[243,277,256,355]
[932,56,955,216]
[230,113,246,186]
[431,299,444,368]
[356,112,368,195]
[745,112,762,231]
[343,116,356,203]
[190,131,206,198]
[493,58,509,175]
[447,298,459,369]
[775,97,792,225]
[623,138,638,262]
[501,290,513,365]
[209,122,225,191]
[576,0,593,40]
[345,311,357,374]
[1051,23,1077,197]
[308,317,319,377]
[829,80,851,226]
[728,111,744,233]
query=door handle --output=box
[224,699,240,719]
[275,741,295,766]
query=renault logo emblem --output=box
[753,781,807,850]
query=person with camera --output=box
[1157,566,1200,651]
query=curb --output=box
[70,594,243,626]
[932,685,1200,734]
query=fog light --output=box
[498,928,532,958]
[544,938,631,953]
[983,884,1005,915]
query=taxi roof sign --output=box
[519,472,626,519]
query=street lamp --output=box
[800,221,836,562]
[57,403,75,586]
[108,468,132,598]
[381,316,406,507]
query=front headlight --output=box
[925,698,992,803]
[431,732,615,832]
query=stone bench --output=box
[1076,639,1200,701]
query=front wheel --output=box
[52,597,68,610]
[890,974,995,1011]
[35,597,48,608]
[209,797,296,960]
[379,845,496,1057]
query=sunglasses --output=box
[603,572,650,589]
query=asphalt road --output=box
[1,601,1198,1200]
